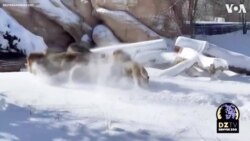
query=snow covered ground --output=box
[0,69,250,141]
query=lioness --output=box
[27,45,149,87]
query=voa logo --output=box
[225,4,247,13]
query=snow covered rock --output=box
[61,0,98,27]
[80,34,93,47]
[0,8,47,55]
[92,24,120,47]
[1,0,186,49]
[1,4,74,51]
[30,0,84,42]
[1,0,188,51]
[92,0,186,37]
[95,8,160,42]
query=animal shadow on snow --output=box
[0,101,174,141]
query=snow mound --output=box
[0,9,47,55]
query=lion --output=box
[27,45,149,88]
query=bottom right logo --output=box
[216,103,240,133]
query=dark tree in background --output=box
[188,0,199,38]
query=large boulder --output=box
[30,0,84,42]
[92,0,187,38]
[1,0,188,48]
[61,0,98,27]
[2,2,74,52]
[95,8,160,43]
[0,8,47,55]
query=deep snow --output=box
[0,69,250,141]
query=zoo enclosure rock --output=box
[1,0,187,49]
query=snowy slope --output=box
[197,31,250,56]
[0,70,250,141]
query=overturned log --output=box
[229,66,250,75]
[91,39,169,66]
[175,36,250,75]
